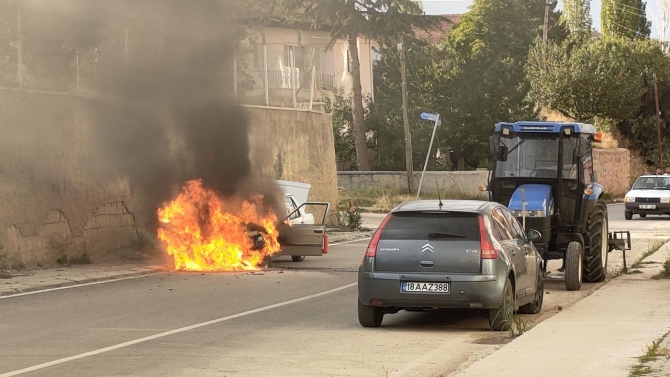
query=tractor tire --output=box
[625,210,633,220]
[565,242,583,291]
[583,202,608,283]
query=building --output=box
[412,14,461,45]
[238,20,378,109]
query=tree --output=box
[437,0,541,169]
[601,0,651,39]
[276,0,440,171]
[562,0,592,40]
[526,37,662,122]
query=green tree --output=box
[601,0,651,39]
[324,89,359,171]
[438,0,541,169]
[562,0,592,40]
[275,0,441,171]
[526,37,661,122]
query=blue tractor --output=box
[487,121,630,291]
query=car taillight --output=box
[365,215,393,257]
[478,215,499,259]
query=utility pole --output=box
[543,1,551,46]
[654,73,663,168]
[399,40,414,194]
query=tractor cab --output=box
[486,121,631,291]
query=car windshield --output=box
[632,177,670,190]
[494,136,559,178]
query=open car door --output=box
[277,202,330,257]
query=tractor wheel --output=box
[565,242,583,291]
[625,210,633,220]
[583,202,608,283]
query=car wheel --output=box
[519,274,544,314]
[625,210,633,220]
[291,256,305,262]
[640,214,647,218]
[564,242,583,291]
[358,297,384,328]
[488,277,514,331]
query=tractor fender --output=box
[555,232,585,250]
[588,182,605,201]
[508,184,554,215]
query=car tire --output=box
[519,274,544,314]
[358,297,384,328]
[488,277,514,331]
[625,210,633,220]
[291,256,305,262]
[583,202,608,283]
[640,214,647,218]
[565,242,583,291]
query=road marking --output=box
[0,274,156,300]
[329,237,371,246]
[0,282,357,377]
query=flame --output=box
[157,180,282,271]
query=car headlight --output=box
[511,210,546,217]
[624,197,633,203]
[661,198,670,204]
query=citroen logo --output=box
[421,243,434,253]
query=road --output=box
[0,204,668,377]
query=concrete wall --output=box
[0,89,337,267]
[593,148,630,197]
[337,170,489,197]
[338,147,631,198]
[244,105,339,221]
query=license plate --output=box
[640,204,656,209]
[401,282,450,293]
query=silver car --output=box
[357,200,544,331]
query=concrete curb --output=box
[329,231,374,244]
[0,266,169,297]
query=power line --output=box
[610,0,647,15]
[611,20,650,36]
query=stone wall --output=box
[0,89,337,267]
[593,148,630,197]
[338,170,489,198]
[338,148,631,198]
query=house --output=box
[238,19,378,109]
[412,14,461,45]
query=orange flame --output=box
[157,180,282,271]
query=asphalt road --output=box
[0,204,668,377]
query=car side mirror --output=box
[526,229,542,242]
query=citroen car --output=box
[357,200,544,331]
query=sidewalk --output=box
[0,230,373,297]
[455,243,670,377]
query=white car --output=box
[624,175,670,220]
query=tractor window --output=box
[494,136,559,178]
[561,138,578,180]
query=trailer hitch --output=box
[608,231,632,272]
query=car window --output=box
[491,209,514,240]
[380,212,480,241]
[502,209,526,242]
[285,198,300,220]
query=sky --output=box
[420,0,662,38]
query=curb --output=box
[329,232,374,244]
[0,266,169,297]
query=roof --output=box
[494,121,597,135]
[392,200,491,213]
[412,14,460,45]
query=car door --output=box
[491,208,528,299]
[277,202,330,257]
[502,208,537,297]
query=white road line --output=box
[0,282,357,377]
[0,274,155,300]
